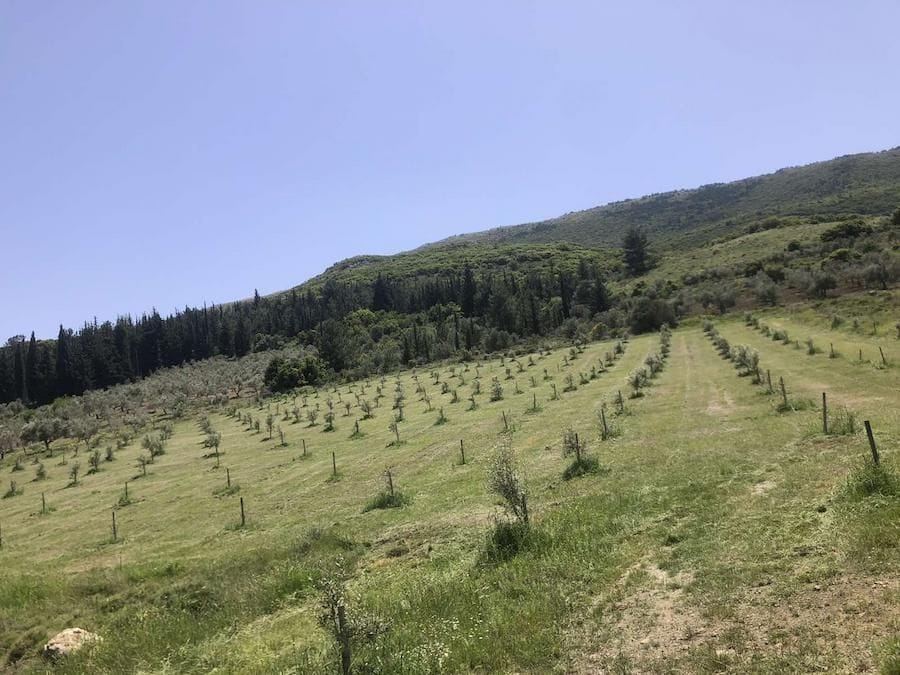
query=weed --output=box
[844,460,899,498]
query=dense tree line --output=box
[0,259,617,405]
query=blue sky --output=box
[2,1,898,339]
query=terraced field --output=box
[1,321,898,673]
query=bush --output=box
[362,491,411,512]
[483,520,532,563]
[562,455,600,481]
[821,220,872,242]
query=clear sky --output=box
[2,1,898,340]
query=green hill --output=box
[424,146,900,250]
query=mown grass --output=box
[1,315,899,672]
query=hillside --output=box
[2,148,898,409]
[425,146,900,250]
[1,300,900,671]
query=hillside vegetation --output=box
[2,148,898,410]
[432,147,900,249]
[1,296,899,671]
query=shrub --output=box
[563,455,600,481]
[487,437,529,524]
[821,220,872,242]
[483,520,532,563]
[362,490,410,512]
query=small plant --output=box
[387,420,401,446]
[12,455,24,472]
[483,519,532,563]
[561,429,600,480]
[3,479,22,498]
[69,462,81,486]
[490,379,503,402]
[844,459,899,498]
[88,449,102,474]
[35,462,47,481]
[359,399,373,419]
[362,469,411,512]
[563,373,576,392]
[828,406,858,436]
[487,437,529,525]
[597,404,619,440]
[434,407,447,425]
[105,446,115,462]
[306,409,320,427]
[317,570,389,675]
[137,455,151,476]
[323,412,335,432]
[628,369,648,398]
[805,337,820,355]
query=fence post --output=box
[864,421,880,465]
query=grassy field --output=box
[1,311,899,673]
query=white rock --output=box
[42,628,102,660]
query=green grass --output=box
[2,318,899,672]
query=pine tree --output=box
[622,227,650,276]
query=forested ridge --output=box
[3,148,900,406]
[0,243,618,405]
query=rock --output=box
[42,628,101,660]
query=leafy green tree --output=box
[21,416,66,454]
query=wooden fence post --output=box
[601,407,609,440]
[822,392,828,434]
[864,421,880,465]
